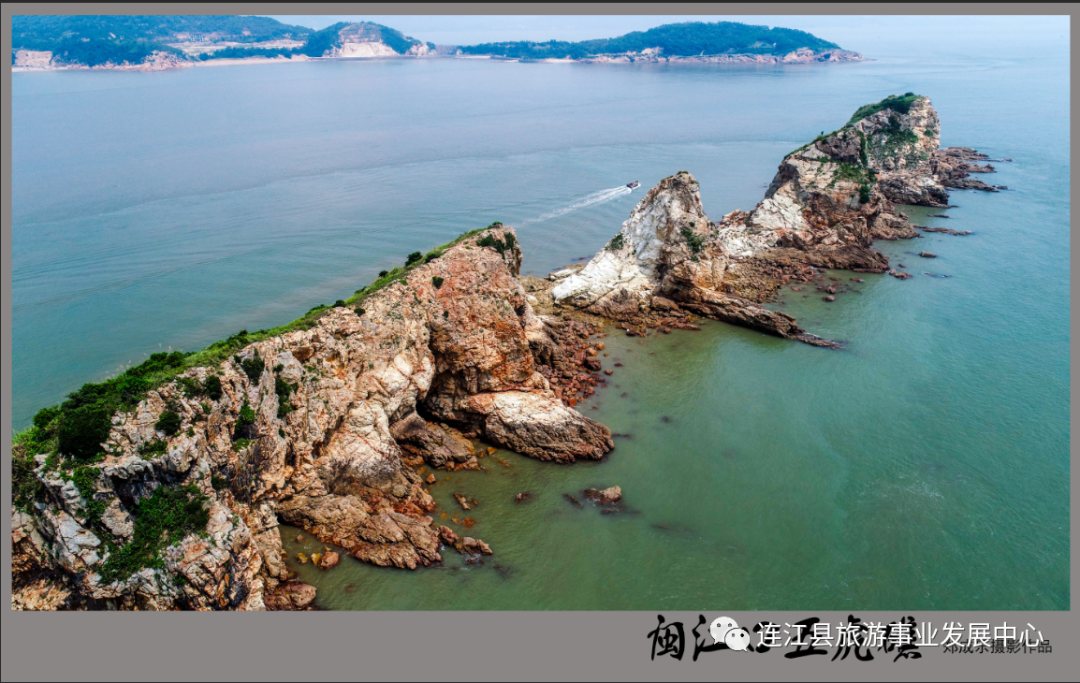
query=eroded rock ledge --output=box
[551,94,1000,344]
[12,225,612,610]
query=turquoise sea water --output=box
[11,37,1069,609]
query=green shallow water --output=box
[11,25,1069,609]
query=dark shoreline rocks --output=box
[919,226,973,236]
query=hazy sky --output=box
[266,15,1069,58]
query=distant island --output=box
[458,21,851,61]
[11,16,863,71]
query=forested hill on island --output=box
[12,16,863,70]
[458,21,850,60]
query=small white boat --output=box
[626,181,640,189]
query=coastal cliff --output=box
[10,94,1002,611]
[11,225,611,610]
[550,94,1000,343]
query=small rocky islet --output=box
[11,93,1001,610]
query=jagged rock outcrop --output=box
[12,225,612,610]
[390,413,474,468]
[932,147,1002,192]
[551,172,840,346]
[552,94,998,344]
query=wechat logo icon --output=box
[709,616,752,651]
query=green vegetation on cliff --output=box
[98,484,211,583]
[786,93,926,164]
[10,223,511,582]
[459,21,842,59]
[299,22,352,57]
[12,224,507,482]
[846,92,921,126]
[195,46,301,61]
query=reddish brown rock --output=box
[391,413,474,469]
[460,537,493,556]
[265,581,317,611]
[317,552,341,570]
[584,486,622,505]
[437,525,459,547]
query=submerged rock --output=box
[453,493,473,511]
[920,226,973,236]
[563,493,584,509]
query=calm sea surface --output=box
[11,39,1069,609]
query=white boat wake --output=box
[521,185,634,225]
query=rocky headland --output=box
[11,226,613,610]
[10,93,1001,611]
[548,93,1001,344]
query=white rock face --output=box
[14,50,52,68]
[550,250,654,310]
[749,182,810,234]
[47,510,102,571]
[552,172,711,317]
[331,41,399,58]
